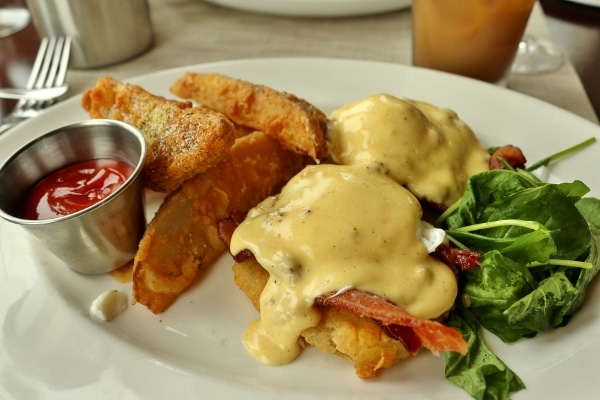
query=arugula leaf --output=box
[482,182,591,260]
[504,272,579,332]
[443,174,594,340]
[566,223,600,316]
[440,167,600,399]
[576,197,600,231]
[445,308,525,400]
[501,230,598,331]
[447,220,555,265]
[573,198,600,298]
[442,170,536,228]
[460,251,538,342]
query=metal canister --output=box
[26,0,153,69]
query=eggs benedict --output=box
[229,164,467,374]
[327,94,490,207]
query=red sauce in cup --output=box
[22,158,133,220]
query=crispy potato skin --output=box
[170,72,328,161]
[232,257,412,379]
[82,76,237,192]
[133,131,308,313]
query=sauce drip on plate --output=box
[22,158,133,220]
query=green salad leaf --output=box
[438,167,600,399]
[576,197,600,230]
[445,309,525,400]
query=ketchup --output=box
[22,158,134,220]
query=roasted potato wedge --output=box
[133,131,308,313]
[170,72,328,161]
[82,76,237,192]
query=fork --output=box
[0,85,69,101]
[0,36,72,135]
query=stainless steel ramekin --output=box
[0,119,147,274]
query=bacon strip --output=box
[217,210,253,263]
[377,323,423,355]
[434,244,480,271]
[315,290,468,356]
[490,144,527,170]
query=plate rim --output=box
[201,0,411,17]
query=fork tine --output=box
[38,39,57,88]
[20,37,57,111]
[25,37,50,90]
[26,36,71,112]
[35,37,59,89]
[41,37,69,89]
[13,37,51,111]
[55,36,72,87]
[0,36,71,134]
[37,36,71,110]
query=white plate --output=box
[202,0,410,17]
[1,58,599,400]
[562,0,600,8]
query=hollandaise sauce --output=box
[230,164,457,365]
[327,94,490,206]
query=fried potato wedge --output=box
[82,76,237,192]
[232,257,412,379]
[133,131,307,313]
[170,72,328,161]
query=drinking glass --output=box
[412,0,537,85]
[511,34,563,73]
